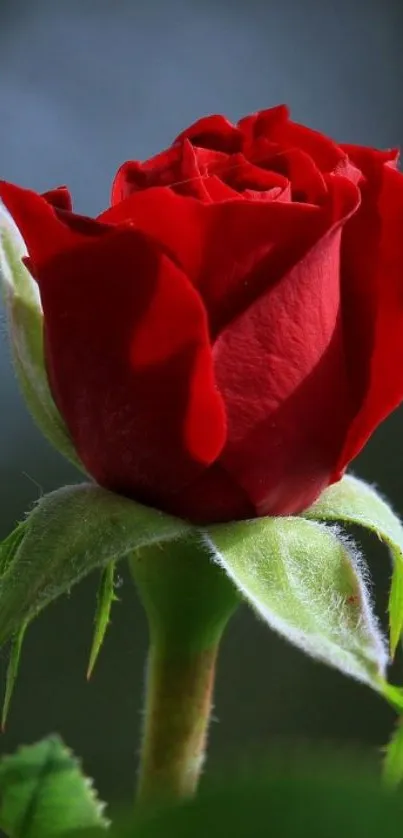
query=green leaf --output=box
[206,516,387,688]
[0,209,82,470]
[384,718,403,788]
[87,562,117,680]
[0,484,190,648]
[2,622,27,731]
[0,735,108,837]
[74,753,403,838]
[303,474,403,655]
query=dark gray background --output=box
[0,0,402,804]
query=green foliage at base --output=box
[70,753,403,838]
[0,736,108,837]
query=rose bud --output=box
[1,104,403,524]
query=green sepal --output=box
[0,735,108,837]
[379,680,403,712]
[206,516,387,689]
[0,208,82,469]
[0,483,190,648]
[1,622,27,731]
[0,523,27,577]
[383,718,403,788]
[303,475,403,655]
[87,562,117,680]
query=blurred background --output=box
[1,0,403,806]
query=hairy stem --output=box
[137,643,218,802]
[129,536,239,804]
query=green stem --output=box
[137,643,218,801]
[129,536,239,804]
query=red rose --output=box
[1,105,403,523]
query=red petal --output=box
[274,119,345,172]
[42,185,73,211]
[37,227,226,506]
[174,114,243,153]
[197,175,360,335]
[166,462,255,523]
[100,186,208,280]
[237,104,290,139]
[340,144,398,173]
[202,175,241,202]
[213,179,360,516]
[0,180,108,267]
[101,185,322,330]
[102,174,360,337]
[112,141,234,205]
[200,200,324,335]
[335,152,403,472]
[239,106,345,173]
[262,147,328,204]
[112,145,188,202]
[215,151,289,195]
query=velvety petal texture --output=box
[2,104,403,523]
